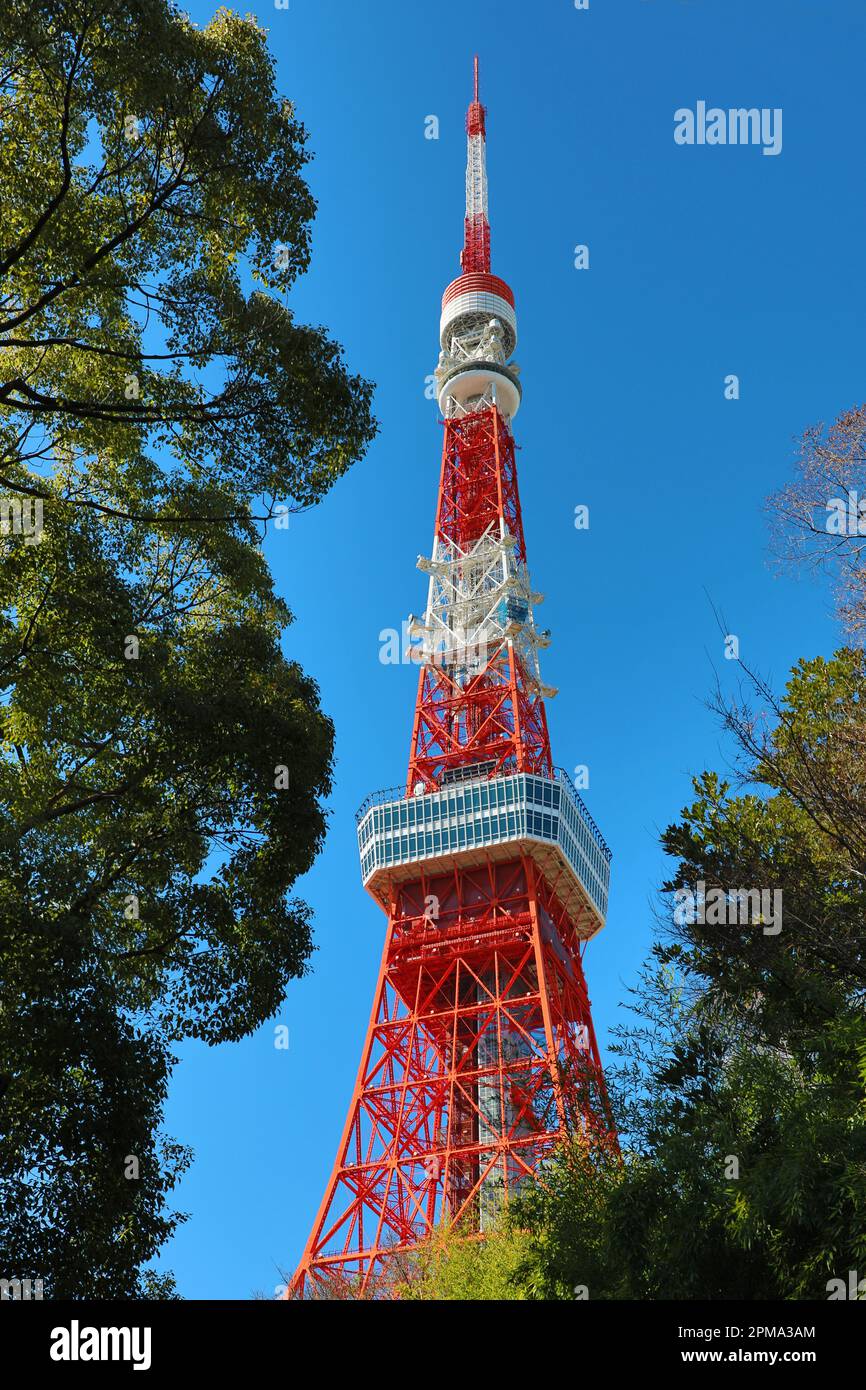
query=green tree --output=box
[396,1222,534,1302]
[0,0,375,1295]
[648,649,866,1297]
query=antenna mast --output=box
[462,55,490,273]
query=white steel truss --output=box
[465,131,488,225]
[408,524,554,695]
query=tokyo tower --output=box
[290,58,612,1298]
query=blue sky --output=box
[163,0,865,1297]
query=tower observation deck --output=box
[289,58,613,1299]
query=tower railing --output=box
[355,767,611,862]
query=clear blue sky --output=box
[163,0,864,1297]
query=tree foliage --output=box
[396,1223,534,1302]
[0,0,375,1295]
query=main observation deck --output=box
[356,769,611,937]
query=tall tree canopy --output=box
[0,0,376,1295]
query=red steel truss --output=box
[289,59,612,1300]
[407,405,552,792]
[290,858,609,1298]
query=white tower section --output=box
[409,527,554,698]
[465,115,488,241]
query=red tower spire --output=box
[289,60,613,1300]
[462,55,490,274]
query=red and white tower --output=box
[290,59,612,1298]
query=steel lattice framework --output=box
[407,405,554,792]
[290,58,613,1300]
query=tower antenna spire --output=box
[462,53,490,273]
